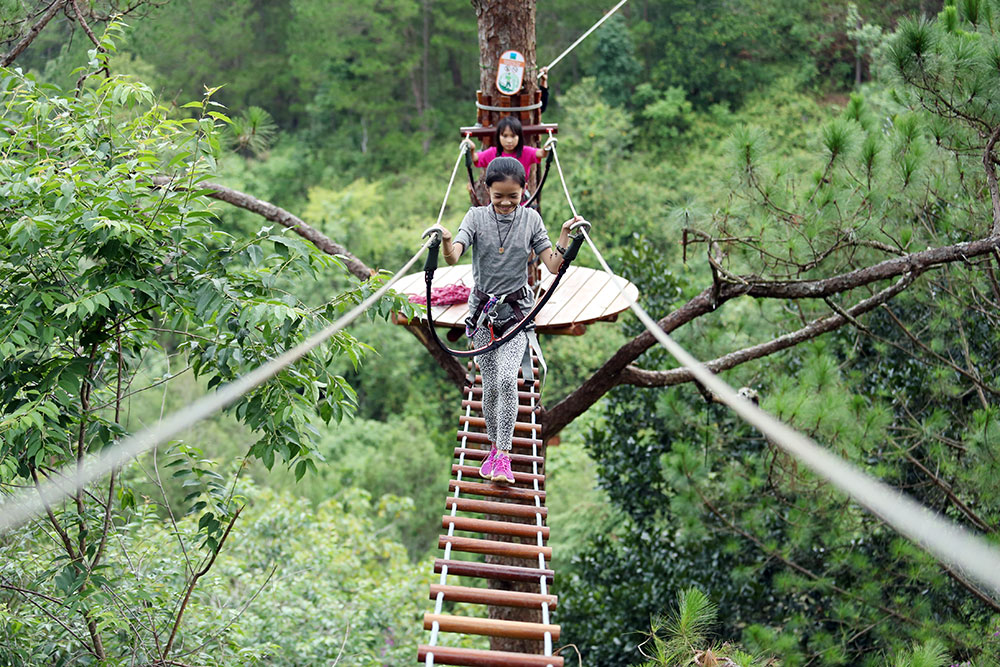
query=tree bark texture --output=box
[473,0,538,128]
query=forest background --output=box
[2,0,1000,665]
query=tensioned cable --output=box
[0,146,471,535]
[543,0,630,73]
[547,143,1000,598]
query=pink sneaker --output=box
[491,451,515,484]
[478,446,498,479]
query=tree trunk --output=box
[472,0,545,654]
[472,0,538,127]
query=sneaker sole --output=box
[490,473,515,484]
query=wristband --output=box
[555,243,567,255]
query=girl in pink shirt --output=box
[462,116,549,182]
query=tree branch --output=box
[983,125,1000,236]
[0,581,95,652]
[150,177,373,281]
[616,271,916,389]
[542,234,1000,436]
[69,0,101,48]
[402,321,466,389]
[162,506,242,660]
[1,0,67,67]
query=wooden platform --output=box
[393,264,638,336]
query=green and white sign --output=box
[495,50,525,96]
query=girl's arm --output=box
[460,138,478,164]
[539,217,577,273]
[433,225,464,265]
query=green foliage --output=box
[633,84,695,149]
[591,15,641,107]
[0,483,468,665]
[635,588,775,667]
[0,32,412,664]
[228,106,278,158]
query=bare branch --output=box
[69,0,101,48]
[0,581,95,652]
[542,234,1000,436]
[617,272,915,389]
[984,125,1000,236]
[162,506,243,660]
[1,0,67,67]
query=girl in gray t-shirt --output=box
[434,157,576,484]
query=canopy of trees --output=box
[1,1,998,666]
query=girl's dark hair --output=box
[485,156,526,188]
[495,116,525,157]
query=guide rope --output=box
[546,141,1000,599]
[543,0,630,73]
[0,144,477,536]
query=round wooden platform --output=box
[392,264,639,335]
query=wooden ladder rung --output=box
[454,447,545,465]
[457,431,540,449]
[462,400,537,416]
[424,614,560,641]
[429,584,557,609]
[442,515,549,539]
[417,644,564,666]
[448,480,545,502]
[467,387,541,401]
[460,415,540,434]
[446,496,546,518]
[470,375,538,388]
[434,558,553,584]
[452,464,545,485]
[439,535,551,560]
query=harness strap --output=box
[523,149,554,209]
[422,232,585,362]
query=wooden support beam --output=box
[417,644,564,666]
[442,515,549,539]
[454,448,545,465]
[429,584,557,609]
[424,614,560,641]
[434,559,553,584]
[452,465,545,486]
[457,431,540,450]
[446,496,546,518]
[448,480,545,502]
[460,416,541,434]
[462,400,537,416]
[439,535,552,560]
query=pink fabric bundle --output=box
[409,283,471,306]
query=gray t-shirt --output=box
[454,205,552,324]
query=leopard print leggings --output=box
[473,328,527,452]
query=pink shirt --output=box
[475,145,541,180]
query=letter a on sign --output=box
[496,50,525,96]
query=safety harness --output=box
[421,220,588,388]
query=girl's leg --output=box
[473,329,498,444]
[488,331,527,452]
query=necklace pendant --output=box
[499,247,504,254]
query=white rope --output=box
[0,138,475,536]
[549,145,1000,599]
[476,100,542,112]
[0,242,432,534]
[549,134,578,220]
[435,140,470,228]
[544,0,630,73]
